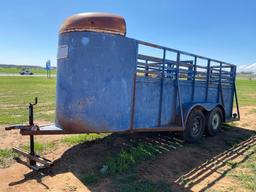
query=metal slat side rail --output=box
[195,65,208,69]
[137,40,236,67]
[210,74,233,78]
[138,54,163,63]
[137,62,161,67]
[196,71,208,76]
[211,65,234,68]
[211,68,233,73]
[138,60,192,68]
[136,39,237,126]
[137,66,161,71]
[136,69,160,75]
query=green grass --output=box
[104,143,159,175]
[114,175,172,192]
[0,141,56,168]
[0,76,56,124]
[80,171,172,192]
[223,145,256,192]
[117,180,172,192]
[227,145,256,191]
[232,172,256,191]
[237,74,256,80]
[81,173,100,185]
[79,142,175,189]
[22,141,56,154]
[78,142,168,187]
[249,108,256,114]
[0,66,56,75]
[61,133,109,146]
[236,79,256,106]
[0,149,19,167]
[0,149,17,159]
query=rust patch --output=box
[57,117,110,133]
[60,12,126,36]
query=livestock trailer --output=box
[6,12,240,169]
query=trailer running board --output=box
[12,147,53,171]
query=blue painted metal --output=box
[55,31,239,133]
[56,32,137,132]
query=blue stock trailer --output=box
[6,13,240,169]
[56,32,240,135]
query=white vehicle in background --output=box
[19,68,33,75]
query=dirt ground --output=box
[0,106,255,192]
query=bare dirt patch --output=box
[234,106,256,130]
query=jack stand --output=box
[6,97,53,171]
[29,97,37,166]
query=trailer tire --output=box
[206,107,223,136]
[184,109,205,143]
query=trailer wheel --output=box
[184,109,205,143]
[206,107,223,136]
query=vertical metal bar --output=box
[205,59,211,102]
[157,48,166,126]
[129,73,137,132]
[130,43,139,132]
[176,52,180,81]
[218,62,224,106]
[191,56,197,101]
[234,83,240,120]
[176,52,185,129]
[217,63,220,102]
[145,60,149,77]
[29,104,33,126]
[30,135,35,155]
[28,103,36,165]
[233,66,240,119]
[230,66,235,117]
[187,65,193,80]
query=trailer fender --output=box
[183,103,225,127]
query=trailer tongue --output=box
[5,12,240,171]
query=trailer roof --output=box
[59,12,126,36]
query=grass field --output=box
[236,79,256,106]
[0,76,56,124]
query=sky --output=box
[0,0,255,67]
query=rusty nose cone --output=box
[59,12,126,36]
